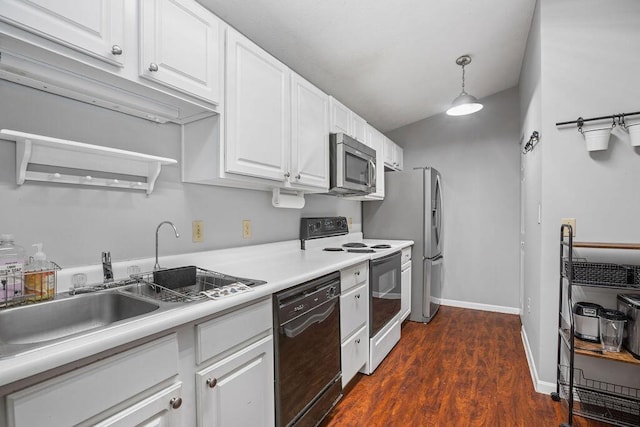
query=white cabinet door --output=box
[196,335,274,427]
[341,325,368,388]
[351,112,367,144]
[329,96,352,136]
[225,28,291,182]
[140,0,222,104]
[383,137,395,169]
[0,0,126,66]
[92,383,183,427]
[401,262,412,321]
[290,73,329,189]
[395,145,404,171]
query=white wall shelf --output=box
[1,129,177,195]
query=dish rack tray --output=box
[562,258,640,288]
[129,266,259,303]
[559,365,640,427]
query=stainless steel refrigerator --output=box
[363,167,443,323]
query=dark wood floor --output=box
[322,306,608,427]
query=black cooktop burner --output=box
[323,247,344,252]
[347,248,376,253]
[343,242,368,248]
[370,244,392,249]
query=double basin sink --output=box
[0,266,263,358]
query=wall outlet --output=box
[192,220,204,243]
[348,217,353,229]
[242,220,251,239]
[527,297,531,314]
[561,218,576,237]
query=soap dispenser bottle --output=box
[25,243,55,300]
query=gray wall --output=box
[520,0,640,387]
[387,88,521,310]
[0,80,361,268]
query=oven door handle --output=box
[282,302,337,338]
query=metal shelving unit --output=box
[551,224,640,427]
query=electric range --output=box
[300,216,404,374]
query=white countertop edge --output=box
[0,237,413,388]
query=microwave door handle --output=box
[369,159,376,189]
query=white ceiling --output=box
[197,0,536,132]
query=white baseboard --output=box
[437,298,521,315]
[520,326,556,395]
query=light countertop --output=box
[0,234,412,389]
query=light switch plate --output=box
[561,218,576,237]
[192,220,204,242]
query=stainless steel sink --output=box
[0,291,160,349]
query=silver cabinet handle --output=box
[149,63,159,72]
[111,45,123,55]
[206,377,217,388]
[295,174,301,180]
[355,271,360,276]
[355,338,361,344]
[355,294,360,299]
[169,397,182,409]
[284,172,291,178]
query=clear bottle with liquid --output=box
[25,243,55,300]
[0,234,26,304]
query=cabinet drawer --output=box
[341,325,368,388]
[196,298,272,364]
[340,282,368,339]
[7,334,179,427]
[401,247,412,265]
[340,262,368,292]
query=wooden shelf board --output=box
[561,329,640,365]
[572,242,640,250]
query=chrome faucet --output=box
[154,221,179,270]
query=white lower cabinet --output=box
[6,335,179,427]
[93,382,184,427]
[195,335,274,427]
[401,247,412,321]
[339,262,369,388]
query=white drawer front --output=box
[196,298,272,364]
[341,325,368,388]
[340,262,368,292]
[7,334,179,427]
[401,247,412,265]
[370,316,401,373]
[340,282,368,339]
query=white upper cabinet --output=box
[225,28,291,182]
[384,137,404,171]
[290,72,329,190]
[329,97,367,144]
[351,112,368,145]
[329,97,352,136]
[0,0,126,67]
[139,0,222,104]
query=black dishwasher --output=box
[273,271,342,427]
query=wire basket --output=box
[0,261,61,308]
[559,365,640,427]
[563,259,640,288]
[129,266,265,303]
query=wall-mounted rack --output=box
[556,111,640,128]
[0,129,177,195]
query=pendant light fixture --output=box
[446,55,483,116]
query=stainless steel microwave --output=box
[329,133,376,196]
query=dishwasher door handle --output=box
[282,302,337,338]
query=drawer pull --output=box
[206,377,218,388]
[355,338,361,344]
[355,271,360,276]
[149,62,159,72]
[111,45,123,55]
[169,397,182,409]
[355,294,361,300]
